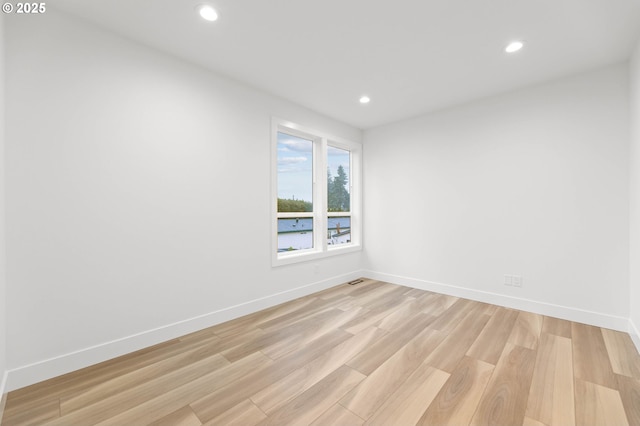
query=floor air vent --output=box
[348,279,364,285]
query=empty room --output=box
[2,0,640,425]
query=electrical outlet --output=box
[504,274,523,287]
[512,275,523,287]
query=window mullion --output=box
[317,137,328,253]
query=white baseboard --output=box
[364,270,630,332]
[0,370,8,424]
[629,319,640,355]
[6,270,364,392]
[0,370,6,396]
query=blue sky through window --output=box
[277,132,313,202]
[277,132,350,203]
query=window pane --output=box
[327,146,350,212]
[277,132,313,212]
[278,218,313,251]
[327,216,351,246]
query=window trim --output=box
[272,117,362,267]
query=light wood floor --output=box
[3,279,640,425]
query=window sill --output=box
[272,243,362,267]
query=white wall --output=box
[364,65,630,328]
[630,40,640,347]
[0,12,8,400]
[4,9,362,390]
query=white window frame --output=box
[272,117,362,266]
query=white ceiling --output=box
[53,0,640,129]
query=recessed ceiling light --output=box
[198,5,218,22]
[505,41,524,53]
[359,96,371,104]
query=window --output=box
[327,145,351,247]
[272,118,361,265]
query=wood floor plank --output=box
[602,328,640,379]
[345,312,437,375]
[222,308,345,362]
[178,327,218,343]
[466,306,519,364]
[480,303,499,315]
[338,283,403,311]
[334,296,361,312]
[368,284,412,304]
[423,307,491,373]
[91,352,273,426]
[421,293,459,317]
[310,404,364,426]
[0,398,60,426]
[256,365,365,426]
[288,306,369,345]
[410,291,441,309]
[209,296,317,338]
[404,288,429,298]
[4,338,185,408]
[190,329,353,423]
[256,296,347,333]
[508,311,543,350]
[148,406,202,426]
[575,379,629,426]
[429,298,475,333]
[364,363,449,426]
[353,284,408,310]
[525,333,575,426]
[375,297,422,331]
[343,280,386,299]
[313,283,358,300]
[416,356,494,426]
[49,353,255,426]
[211,327,266,352]
[260,307,366,360]
[342,293,411,335]
[251,326,385,414]
[377,292,442,332]
[523,417,548,426]
[60,338,230,415]
[470,343,537,426]
[3,396,62,426]
[572,322,618,389]
[542,316,572,338]
[340,328,446,420]
[253,292,341,322]
[53,353,230,424]
[616,374,640,426]
[202,400,267,426]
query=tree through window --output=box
[327,146,351,246]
